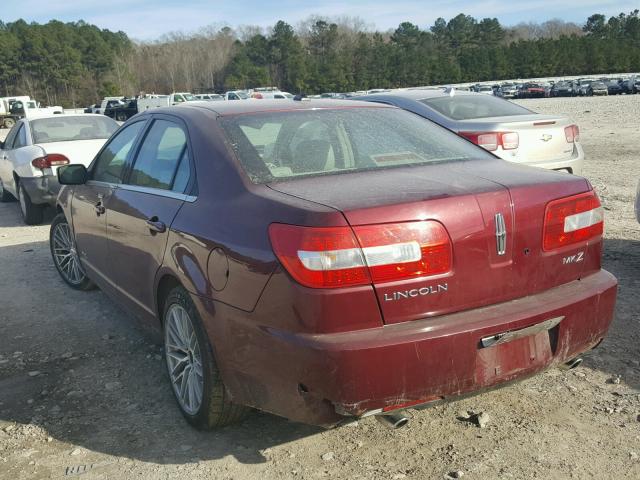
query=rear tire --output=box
[0,179,15,202]
[50,213,95,290]
[18,182,44,225]
[115,112,128,122]
[163,286,250,429]
[3,118,15,129]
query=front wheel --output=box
[115,112,128,122]
[18,182,43,225]
[50,213,95,290]
[163,286,250,429]
[3,117,16,129]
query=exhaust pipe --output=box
[376,411,410,429]
[560,357,583,370]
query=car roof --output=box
[363,89,480,101]
[28,113,108,121]
[171,99,394,117]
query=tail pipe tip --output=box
[560,357,583,370]
[376,411,410,429]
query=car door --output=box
[71,120,147,282]
[0,123,21,195]
[105,115,194,317]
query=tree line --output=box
[0,11,638,107]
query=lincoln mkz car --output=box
[357,90,584,175]
[50,100,617,429]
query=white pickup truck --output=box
[0,96,63,128]
[137,93,196,111]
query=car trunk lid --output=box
[456,114,576,164]
[269,159,595,325]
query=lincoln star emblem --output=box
[541,134,553,142]
[495,213,506,255]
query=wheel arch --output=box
[155,273,183,326]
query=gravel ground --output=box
[0,95,639,480]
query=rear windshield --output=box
[30,116,118,144]
[420,95,532,120]
[219,107,494,183]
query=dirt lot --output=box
[0,95,639,480]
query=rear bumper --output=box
[522,143,585,176]
[197,269,617,426]
[19,175,60,206]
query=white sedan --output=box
[0,114,119,224]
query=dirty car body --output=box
[54,100,617,427]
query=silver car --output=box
[358,89,584,175]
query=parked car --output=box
[104,98,138,122]
[519,83,546,98]
[194,94,224,101]
[84,104,100,114]
[476,85,494,95]
[0,114,119,224]
[620,77,640,94]
[98,97,125,115]
[225,91,251,101]
[50,99,616,429]
[500,83,518,99]
[578,81,594,96]
[590,81,608,96]
[357,90,584,175]
[551,81,575,97]
[605,81,622,95]
[137,93,196,111]
[251,91,294,99]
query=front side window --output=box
[3,123,22,149]
[220,107,495,184]
[421,95,532,120]
[12,124,28,149]
[92,121,145,184]
[128,119,189,192]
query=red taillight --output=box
[269,221,452,289]
[459,131,519,151]
[564,124,580,143]
[32,154,70,169]
[543,191,603,251]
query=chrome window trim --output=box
[118,183,196,202]
[86,180,196,202]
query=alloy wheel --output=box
[51,221,86,285]
[165,304,204,416]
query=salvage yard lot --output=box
[0,95,639,479]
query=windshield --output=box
[420,95,532,120]
[183,94,196,101]
[30,116,119,144]
[235,92,250,99]
[219,107,494,184]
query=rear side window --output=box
[220,107,495,183]
[128,119,190,192]
[92,121,145,184]
[421,95,531,120]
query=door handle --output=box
[146,217,166,233]
[95,202,105,215]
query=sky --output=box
[2,0,638,40]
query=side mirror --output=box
[58,164,88,185]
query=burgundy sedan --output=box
[50,100,617,429]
